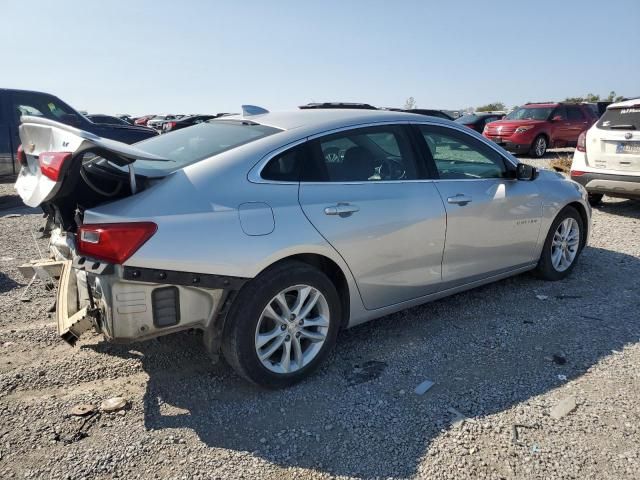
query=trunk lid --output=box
[15,116,170,208]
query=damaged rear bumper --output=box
[26,256,248,346]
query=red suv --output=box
[483,102,597,158]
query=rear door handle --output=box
[447,194,472,206]
[324,203,360,216]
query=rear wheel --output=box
[588,193,603,206]
[221,261,341,388]
[534,206,584,280]
[529,135,548,158]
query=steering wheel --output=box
[379,158,406,180]
[323,147,341,163]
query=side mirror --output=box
[516,163,538,181]
[551,115,563,122]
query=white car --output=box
[571,98,640,205]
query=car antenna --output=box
[241,105,269,116]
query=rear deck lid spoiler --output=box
[18,116,170,164]
[16,116,170,208]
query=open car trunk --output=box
[15,116,170,232]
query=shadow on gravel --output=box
[86,245,640,478]
[595,198,640,220]
[0,271,22,294]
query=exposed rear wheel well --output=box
[265,254,350,329]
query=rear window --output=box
[131,120,281,173]
[597,106,640,131]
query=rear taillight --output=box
[77,222,157,264]
[38,152,72,181]
[16,144,27,167]
[570,170,586,176]
[164,121,176,131]
[576,131,587,152]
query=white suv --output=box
[571,98,640,205]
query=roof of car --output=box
[608,98,640,109]
[523,102,559,108]
[219,108,448,131]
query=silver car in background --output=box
[15,108,591,388]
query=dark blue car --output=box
[0,88,157,176]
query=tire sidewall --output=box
[537,206,584,280]
[531,135,547,158]
[223,264,341,388]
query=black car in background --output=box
[455,112,505,133]
[86,114,132,126]
[385,108,455,120]
[0,88,158,176]
[162,114,219,133]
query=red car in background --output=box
[483,102,598,158]
[134,114,155,126]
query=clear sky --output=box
[2,0,638,115]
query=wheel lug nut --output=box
[285,335,291,341]
[280,325,287,330]
[295,332,301,338]
[289,314,296,320]
[298,319,304,325]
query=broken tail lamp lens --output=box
[77,222,157,264]
[16,144,27,167]
[38,152,72,181]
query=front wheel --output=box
[534,206,584,281]
[221,261,341,388]
[529,135,548,158]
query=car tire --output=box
[529,135,548,158]
[588,193,603,206]
[534,206,584,281]
[221,260,341,388]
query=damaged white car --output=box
[15,108,591,387]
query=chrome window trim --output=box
[247,138,308,185]
[248,121,414,185]
[248,120,519,185]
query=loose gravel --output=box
[0,157,639,479]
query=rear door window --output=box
[567,106,585,121]
[305,125,420,182]
[551,106,567,120]
[262,146,304,182]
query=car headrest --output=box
[341,146,374,181]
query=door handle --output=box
[324,203,360,216]
[447,194,472,206]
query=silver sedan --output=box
[15,108,591,387]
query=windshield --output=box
[129,120,281,173]
[505,107,553,121]
[597,106,640,130]
[455,114,481,123]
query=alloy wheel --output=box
[535,137,547,157]
[551,217,580,272]
[255,285,330,374]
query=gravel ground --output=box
[0,156,639,479]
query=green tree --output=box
[404,96,417,110]
[477,102,505,112]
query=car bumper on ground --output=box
[571,171,640,199]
